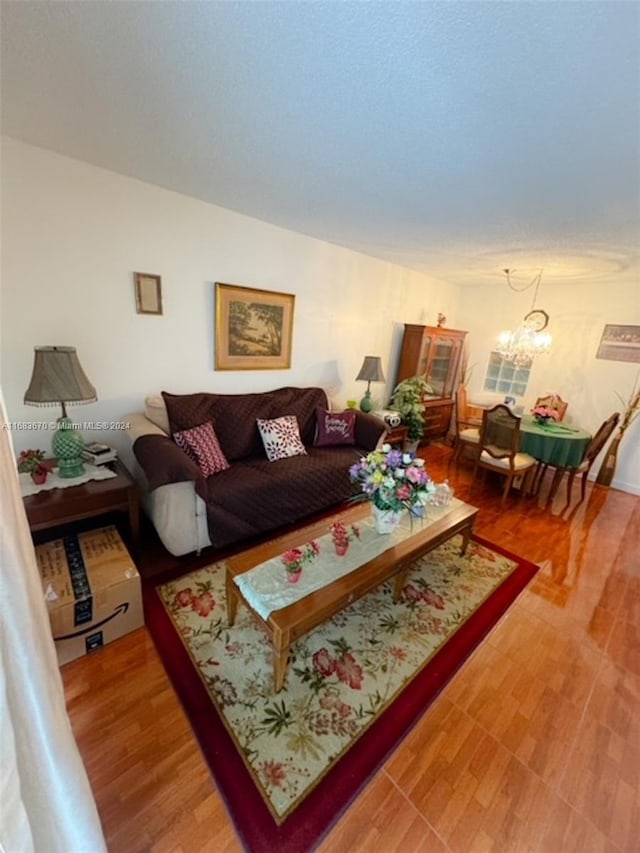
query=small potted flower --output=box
[281,540,320,583]
[532,404,560,426]
[17,449,52,484]
[329,520,360,556]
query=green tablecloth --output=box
[519,416,591,467]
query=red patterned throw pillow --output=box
[257,415,308,462]
[173,421,230,476]
[314,408,356,446]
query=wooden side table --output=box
[383,424,408,449]
[22,459,140,548]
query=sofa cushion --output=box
[257,415,308,462]
[314,408,356,446]
[173,422,230,476]
[200,447,362,548]
[145,394,170,434]
[162,387,328,462]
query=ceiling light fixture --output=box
[496,268,552,367]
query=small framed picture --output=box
[134,272,163,315]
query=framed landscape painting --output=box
[215,283,295,370]
[596,324,640,364]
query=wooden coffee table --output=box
[226,500,478,692]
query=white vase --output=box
[371,504,404,534]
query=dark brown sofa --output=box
[130,386,385,554]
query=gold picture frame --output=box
[215,283,295,370]
[134,272,163,315]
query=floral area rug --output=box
[145,534,539,853]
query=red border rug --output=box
[144,534,538,852]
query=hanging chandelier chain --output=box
[529,271,543,311]
[502,268,544,305]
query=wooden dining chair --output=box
[472,404,538,506]
[535,394,568,421]
[533,411,620,506]
[452,386,482,465]
[564,412,620,503]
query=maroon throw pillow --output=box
[314,408,356,446]
[173,422,230,477]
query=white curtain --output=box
[0,389,106,853]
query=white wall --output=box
[0,138,457,460]
[457,282,640,495]
[2,138,637,495]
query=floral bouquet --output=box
[281,540,320,582]
[349,443,434,514]
[532,405,560,425]
[329,520,360,556]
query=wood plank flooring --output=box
[61,444,640,852]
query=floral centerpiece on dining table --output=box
[532,404,560,425]
[349,443,435,533]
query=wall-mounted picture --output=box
[215,282,295,370]
[596,324,640,364]
[134,272,163,315]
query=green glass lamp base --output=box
[52,416,86,478]
[359,391,374,413]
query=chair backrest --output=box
[583,412,620,465]
[455,385,471,428]
[480,404,522,461]
[535,394,568,421]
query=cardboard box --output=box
[35,526,144,665]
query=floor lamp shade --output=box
[24,346,97,478]
[355,356,385,413]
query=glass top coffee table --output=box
[226,498,478,692]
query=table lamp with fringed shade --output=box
[355,356,385,413]
[24,346,97,478]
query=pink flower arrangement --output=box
[281,540,320,576]
[532,405,560,424]
[17,449,52,483]
[329,520,360,556]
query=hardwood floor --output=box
[61,444,640,852]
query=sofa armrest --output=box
[353,412,387,451]
[133,434,204,492]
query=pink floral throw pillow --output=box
[257,415,308,462]
[314,408,356,446]
[173,421,230,477]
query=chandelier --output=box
[496,268,552,367]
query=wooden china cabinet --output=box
[395,324,467,441]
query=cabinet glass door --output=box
[426,340,453,396]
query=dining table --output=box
[519,416,591,467]
[518,416,592,500]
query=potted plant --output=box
[280,540,320,583]
[389,376,434,448]
[329,520,360,556]
[17,449,52,484]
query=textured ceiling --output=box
[1,1,639,287]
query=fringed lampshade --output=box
[24,346,97,477]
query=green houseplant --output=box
[389,376,434,443]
